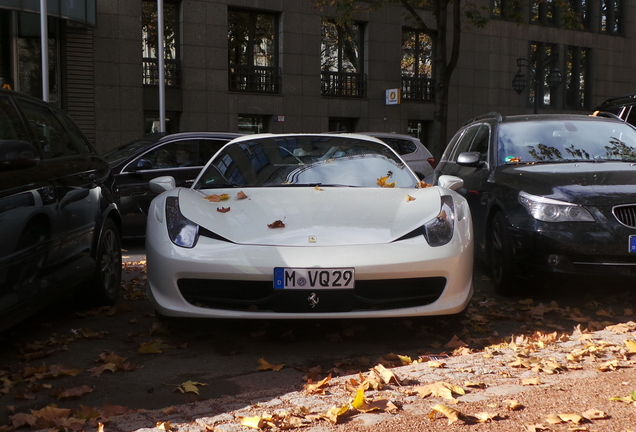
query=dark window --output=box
[492,0,522,20]
[144,112,179,135]
[328,117,358,132]
[238,115,269,134]
[601,0,622,35]
[562,0,590,30]
[401,29,433,101]
[449,125,480,162]
[565,46,590,110]
[228,9,280,93]
[321,19,365,98]
[142,1,180,87]
[470,124,490,162]
[381,138,417,156]
[530,0,556,25]
[529,42,559,109]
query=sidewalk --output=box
[106,322,636,432]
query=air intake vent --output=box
[613,205,636,228]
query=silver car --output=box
[355,132,436,181]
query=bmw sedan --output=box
[435,112,636,295]
[104,132,242,237]
[145,133,473,319]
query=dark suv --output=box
[0,89,122,331]
[594,93,636,126]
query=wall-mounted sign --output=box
[274,115,285,122]
[385,88,400,105]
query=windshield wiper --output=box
[195,182,242,189]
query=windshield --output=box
[497,120,636,164]
[194,135,418,189]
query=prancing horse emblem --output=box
[308,292,319,308]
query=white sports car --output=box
[146,133,473,319]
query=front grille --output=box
[613,204,636,228]
[177,278,446,313]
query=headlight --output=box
[166,196,200,248]
[518,191,594,222]
[424,195,455,246]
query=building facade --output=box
[0,0,634,155]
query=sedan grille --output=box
[177,278,446,313]
[613,204,636,228]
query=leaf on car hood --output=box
[236,191,248,200]
[376,175,396,188]
[267,219,285,229]
[216,207,231,213]
[204,193,230,202]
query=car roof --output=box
[465,112,624,126]
[354,132,422,141]
[595,93,636,110]
[157,132,243,142]
[227,132,386,145]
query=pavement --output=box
[103,321,636,432]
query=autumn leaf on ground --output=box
[610,389,636,404]
[267,219,285,229]
[625,339,636,353]
[74,405,101,420]
[582,409,608,420]
[89,363,118,377]
[30,406,72,427]
[429,403,461,424]
[157,421,173,430]
[372,363,400,385]
[474,412,502,422]
[522,377,541,385]
[217,207,230,213]
[257,358,284,371]
[304,374,332,394]
[416,381,465,400]
[599,358,620,371]
[240,415,266,429]
[54,385,94,399]
[138,339,170,354]
[323,404,350,424]
[236,191,248,200]
[504,399,524,411]
[37,364,83,379]
[10,412,38,429]
[174,380,207,395]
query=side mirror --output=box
[437,175,464,191]
[149,176,176,193]
[0,140,40,170]
[457,151,482,167]
[129,158,153,171]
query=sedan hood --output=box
[177,187,443,246]
[496,162,636,205]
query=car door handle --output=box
[185,179,195,184]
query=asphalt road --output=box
[1,242,635,431]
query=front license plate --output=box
[274,267,355,289]
[630,236,636,253]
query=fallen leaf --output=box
[522,377,541,386]
[304,374,332,394]
[558,413,582,423]
[157,421,173,430]
[416,381,465,400]
[236,191,248,200]
[372,364,400,385]
[257,358,284,371]
[55,385,94,399]
[267,220,285,229]
[217,207,231,213]
[475,411,500,422]
[582,409,608,420]
[205,194,230,202]
[174,380,207,395]
[504,399,524,411]
[406,194,416,202]
[430,403,460,424]
[376,176,396,188]
[625,339,636,353]
[417,181,432,188]
[323,404,350,424]
[138,340,170,354]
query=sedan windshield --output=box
[497,120,636,164]
[194,135,418,189]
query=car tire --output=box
[76,218,122,306]
[488,211,524,296]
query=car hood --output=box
[495,162,636,205]
[177,187,444,246]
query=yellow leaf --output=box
[175,380,207,395]
[323,404,350,424]
[304,374,331,394]
[314,186,324,191]
[372,364,399,385]
[138,340,169,354]
[416,382,465,400]
[599,359,619,371]
[427,361,445,368]
[430,403,460,424]
[504,399,524,411]
[545,414,563,424]
[558,413,582,423]
[625,339,636,353]
[351,387,366,410]
[257,358,284,371]
[582,409,607,420]
[522,377,541,385]
[156,421,172,430]
[475,412,499,422]
[240,415,266,429]
[406,194,416,202]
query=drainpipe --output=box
[157,0,166,133]
[40,0,49,102]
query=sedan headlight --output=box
[166,196,200,248]
[518,191,594,222]
[424,195,455,246]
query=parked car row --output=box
[3,84,636,330]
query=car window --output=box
[52,110,93,154]
[200,139,231,164]
[379,137,417,155]
[0,96,30,142]
[625,107,636,127]
[449,125,479,161]
[133,139,201,170]
[469,124,490,162]
[17,99,82,158]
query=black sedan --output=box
[0,89,122,331]
[435,112,636,295]
[104,132,242,237]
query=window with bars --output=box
[529,42,560,109]
[530,0,556,25]
[228,9,280,93]
[401,29,433,102]
[321,19,366,98]
[142,0,180,87]
[601,0,622,35]
[491,0,523,21]
[565,46,590,110]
